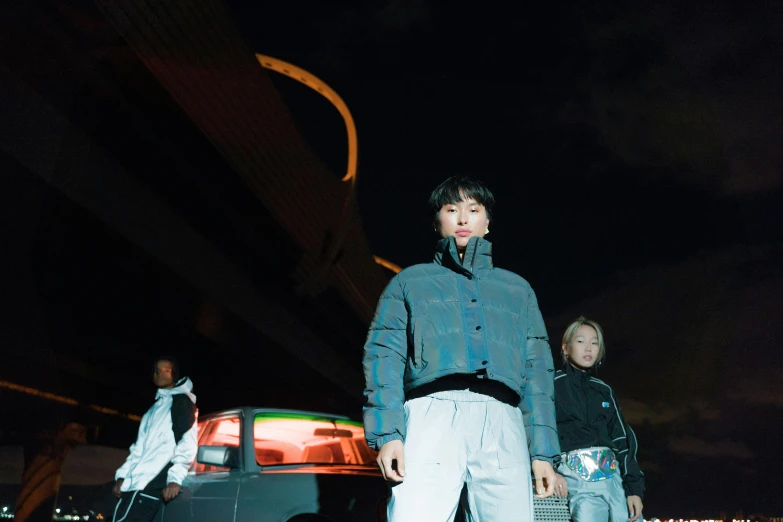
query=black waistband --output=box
[406,372,520,406]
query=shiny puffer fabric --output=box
[362,236,560,462]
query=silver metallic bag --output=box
[565,446,619,482]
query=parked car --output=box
[160,408,389,522]
[2,408,568,522]
[159,407,570,522]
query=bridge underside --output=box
[0,0,389,443]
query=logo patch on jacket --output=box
[602,402,610,408]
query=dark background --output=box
[1,0,781,519]
[234,2,783,517]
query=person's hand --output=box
[552,472,569,498]
[112,479,124,498]
[377,439,405,483]
[627,495,643,521]
[532,460,556,498]
[162,483,181,502]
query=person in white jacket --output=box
[112,356,198,522]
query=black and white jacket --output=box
[115,377,198,492]
[554,364,645,498]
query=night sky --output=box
[225,0,783,518]
[1,0,782,519]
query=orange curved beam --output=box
[256,54,357,186]
[373,256,403,274]
[256,55,405,276]
[0,379,142,422]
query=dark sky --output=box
[1,0,781,519]
[223,0,783,518]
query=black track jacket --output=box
[554,363,645,498]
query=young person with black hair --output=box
[363,176,560,521]
[112,356,197,522]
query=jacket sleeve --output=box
[166,396,198,485]
[519,286,561,464]
[115,416,147,480]
[607,389,646,498]
[362,275,408,451]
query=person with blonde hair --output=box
[552,317,645,522]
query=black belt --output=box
[406,372,521,407]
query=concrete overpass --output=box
[0,0,392,434]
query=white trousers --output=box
[388,390,533,522]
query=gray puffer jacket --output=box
[362,236,560,463]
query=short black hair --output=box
[153,355,181,382]
[428,176,495,225]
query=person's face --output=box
[153,360,175,389]
[563,325,600,371]
[436,197,489,250]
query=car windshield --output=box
[253,412,377,467]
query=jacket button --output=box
[481,360,488,365]
[475,326,482,331]
[471,299,477,303]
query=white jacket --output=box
[115,377,198,491]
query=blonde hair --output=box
[561,316,606,367]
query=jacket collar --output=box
[434,236,493,277]
[564,361,593,388]
[155,376,197,403]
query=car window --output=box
[192,415,241,473]
[253,412,377,467]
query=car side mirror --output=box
[197,445,239,468]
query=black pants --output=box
[112,490,161,522]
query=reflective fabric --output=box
[388,390,533,522]
[363,236,559,464]
[558,460,629,522]
[565,447,618,482]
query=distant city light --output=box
[0,502,775,522]
[643,519,763,522]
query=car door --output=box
[235,411,388,522]
[162,413,243,522]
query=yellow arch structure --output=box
[256,54,356,186]
[256,54,402,276]
[373,255,403,274]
